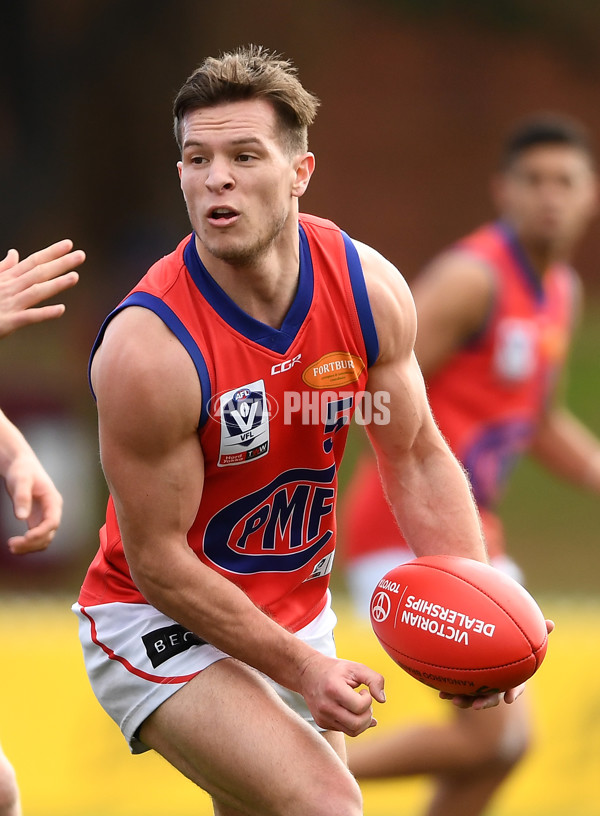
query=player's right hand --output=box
[439,619,555,709]
[297,653,385,737]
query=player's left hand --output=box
[4,452,63,554]
[439,618,555,709]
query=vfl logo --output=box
[203,465,336,575]
[217,379,270,467]
[371,591,392,623]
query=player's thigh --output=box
[139,657,360,816]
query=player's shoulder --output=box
[419,221,503,288]
[91,306,199,411]
[411,243,497,321]
[353,239,413,305]
[420,244,496,292]
[91,305,202,441]
[351,239,417,361]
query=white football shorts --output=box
[73,592,337,754]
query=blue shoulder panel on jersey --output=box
[341,231,379,367]
[496,221,544,302]
[183,230,313,355]
[87,292,212,428]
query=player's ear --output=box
[177,161,183,182]
[292,152,315,198]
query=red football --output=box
[369,555,548,695]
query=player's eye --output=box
[236,154,254,163]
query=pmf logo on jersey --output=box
[218,379,270,467]
[203,465,336,575]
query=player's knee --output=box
[297,770,362,816]
[474,717,532,772]
[318,783,362,816]
[329,774,363,816]
[495,719,532,769]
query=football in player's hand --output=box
[370,555,548,695]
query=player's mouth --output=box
[207,207,240,226]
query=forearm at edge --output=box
[531,408,600,494]
[128,545,316,691]
[379,440,487,563]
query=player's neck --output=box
[197,231,301,330]
[519,238,569,277]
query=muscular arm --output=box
[357,242,488,562]
[529,278,600,493]
[92,306,383,735]
[358,244,553,705]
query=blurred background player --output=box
[340,113,600,816]
[0,239,83,815]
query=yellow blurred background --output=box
[0,596,597,816]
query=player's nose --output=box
[205,158,235,192]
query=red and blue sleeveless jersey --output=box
[427,221,576,509]
[79,213,379,632]
[342,221,576,562]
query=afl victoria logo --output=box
[371,591,391,622]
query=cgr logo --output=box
[371,591,392,622]
[271,354,302,376]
